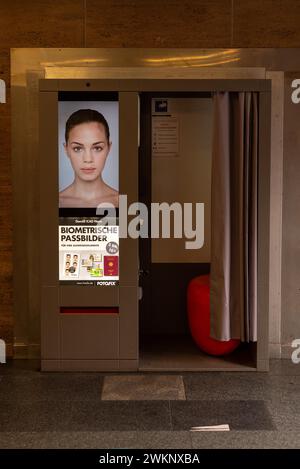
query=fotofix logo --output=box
[291,79,300,104]
[0,79,6,103]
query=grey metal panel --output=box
[119,286,139,360]
[118,92,139,361]
[119,92,139,288]
[119,92,139,203]
[40,286,60,360]
[59,285,119,306]
[42,359,120,371]
[119,360,139,370]
[39,91,60,367]
[257,91,271,370]
[119,234,139,287]
[39,78,271,92]
[39,79,59,91]
[61,314,119,360]
[39,91,59,286]
[60,359,120,371]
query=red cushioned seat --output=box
[187,274,240,356]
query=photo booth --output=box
[39,78,271,371]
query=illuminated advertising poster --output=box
[58,93,119,285]
[59,217,119,286]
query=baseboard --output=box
[2,342,13,359]
[8,342,293,362]
[42,359,120,372]
[256,359,269,372]
[281,343,293,359]
[269,343,281,359]
[13,343,40,359]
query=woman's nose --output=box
[83,149,93,163]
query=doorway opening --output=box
[138,91,257,371]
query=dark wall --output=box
[141,263,210,336]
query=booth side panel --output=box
[257,90,271,371]
[119,92,139,367]
[39,91,60,368]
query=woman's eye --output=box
[94,146,103,152]
[73,146,83,152]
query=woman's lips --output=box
[81,168,96,173]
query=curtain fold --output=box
[210,92,258,342]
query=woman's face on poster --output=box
[64,121,112,183]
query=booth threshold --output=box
[139,335,256,372]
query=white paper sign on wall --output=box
[291,78,300,104]
[0,339,6,363]
[0,79,6,104]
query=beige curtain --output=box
[210,92,258,342]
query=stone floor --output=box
[0,359,300,448]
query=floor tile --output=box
[0,359,40,375]
[57,431,139,449]
[269,375,300,402]
[0,431,138,449]
[0,400,73,432]
[60,431,139,449]
[191,430,299,449]
[134,401,172,431]
[171,400,275,431]
[0,399,172,433]
[0,429,298,449]
[136,431,192,449]
[0,402,18,432]
[0,373,104,402]
[69,401,137,431]
[101,375,186,400]
[270,359,300,376]
[30,401,74,432]
[1,360,299,447]
[277,431,300,449]
[183,372,280,401]
[0,431,192,449]
[267,400,300,432]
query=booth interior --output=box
[138,92,257,371]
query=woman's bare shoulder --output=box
[96,193,119,208]
[105,184,118,195]
[103,185,119,207]
[110,193,119,208]
[59,184,73,197]
[59,185,79,207]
